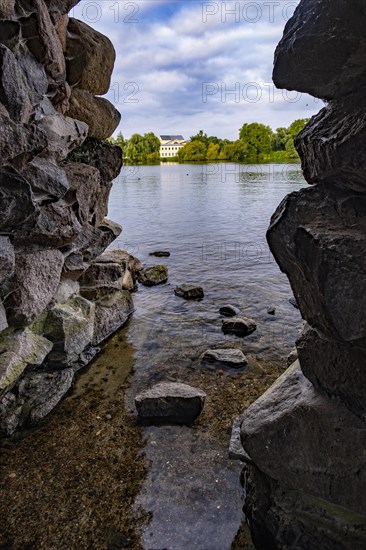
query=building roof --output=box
[160,135,184,141]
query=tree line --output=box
[108,119,310,164]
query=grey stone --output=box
[66,88,121,140]
[92,290,134,345]
[0,44,32,123]
[135,382,206,425]
[65,18,116,95]
[37,111,88,161]
[0,172,36,233]
[21,0,66,81]
[0,328,53,391]
[0,368,74,435]
[66,138,122,188]
[295,96,366,193]
[45,0,82,14]
[219,304,240,317]
[95,249,142,278]
[267,307,276,315]
[54,278,80,303]
[0,114,47,167]
[174,283,204,300]
[62,251,89,280]
[267,183,366,342]
[221,317,256,337]
[5,248,64,326]
[45,295,95,365]
[297,324,366,418]
[122,269,134,291]
[15,200,82,247]
[241,363,366,517]
[273,0,366,100]
[79,260,123,301]
[22,156,69,199]
[229,416,252,461]
[200,349,248,368]
[0,236,14,288]
[71,219,122,263]
[137,265,168,286]
[64,162,105,226]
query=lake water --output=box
[101,162,305,549]
[108,162,304,366]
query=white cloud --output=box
[73,0,319,140]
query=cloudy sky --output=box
[71,0,320,140]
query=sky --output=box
[71,0,321,140]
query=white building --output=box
[159,135,189,158]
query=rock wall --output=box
[0,0,138,435]
[240,1,366,547]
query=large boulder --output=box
[267,183,366,342]
[273,0,366,100]
[65,18,116,95]
[135,382,206,425]
[21,156,69,199]
[295,96,366,193]
[20,0,66,81]
[137,265,168,286]
[45,0,82,14]
[66,138,123,186]
[71,219,122,263]
[0,44,32,123]
[45,295,95,365]
[36,110,88,161]
[0,0,15,18]
[0,328,53,391]
[297,324,366,418]
[0,368,74,435]
[66,88,121,139]
[5,248,64,326]
[64,162,107,226]
[92,289,134,345]
[241,363,366,518]
[0,172,36,234]
[0,114,48,167]
[79,260,124,301]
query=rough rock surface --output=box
[66,88,121,140]
[242,1,366,546]
[221,317,256,337]
[135,382,206,425]
[0,3,135,434]
[137,265,168,286]
[273,0,366,100]
[200,349,248,368]
[174,284,204,300]
[219,304,240,317]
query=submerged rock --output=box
[219,304,240,317]
[137,265,168,286]
[174,284,204,300]
[200,349,248,369]
[149,250,170,257]
[135,382,206,425]
[267,307,276,316]
[222,317,257,337]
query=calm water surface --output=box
[103,163,305,550]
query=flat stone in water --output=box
[174,284,204,300]
[135,382,206,425]
[201,349,248,368]
[149,251,170,257]
[137,265,168,286]
[222,317,257,336]
[219,305,240,317]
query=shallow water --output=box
[103,162,305,549]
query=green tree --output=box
[206,142,220,161]
[146,151,160,164]
[144,132,160,155]
[220,140,247,162]
[178,141,207,162]
[239,123,273,159]
[271,127,288,151]
[285,118,310,158]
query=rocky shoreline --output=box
[0,0,139,435]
